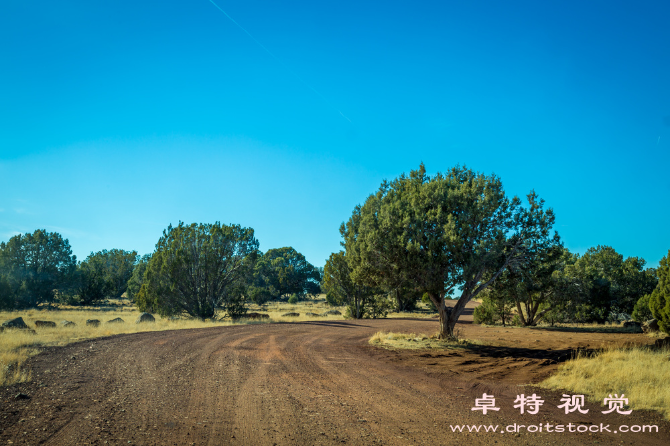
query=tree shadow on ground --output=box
[450,343,598,363]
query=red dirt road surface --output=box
[1,313,668,445]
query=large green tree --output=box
[0,229,77,307]
[322,251,382,318]
[250,247,321,301]
[136,222,258,319]
[649,250,670,334]
[342,164,557,338]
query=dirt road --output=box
[1,317,668,445]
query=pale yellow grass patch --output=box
[369,330,481,350]
[540,344,670,420]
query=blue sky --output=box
[1,0,669,268]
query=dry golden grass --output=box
[368,330,481,350]
[0,298,347,386]
[540,342,670,420]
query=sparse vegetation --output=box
[540,343,670,420]
[368,331,481,350]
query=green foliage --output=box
[649,250,670,334]
[341,164,557,337]
[73,249,138,305]
[322,251,383,319]
[567,246,658,322]
[136,222,258,320]
[473,296,497,325]
[364,294,392,318]
[126,254,151,301]
[488,244,575,326]
[288,293,300,304]
[246,285,274,305]
[632,294,653,322]
[75,254,113,305]
[0,229,77,308]
[422,293,437,312]
[251,247,321,301]
[473,293,515,326]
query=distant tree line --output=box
[2,164,668,334]
[0,230,139,309]
[473,245,659,327]
[0,225,322,320]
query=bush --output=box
[632,294,653,322]
[422,293,437,312]
[365,294,392,318]
[473,296,497,325]
[288,293,300,304]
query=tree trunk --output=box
[430,293,465,339]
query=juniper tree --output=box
[342,164,557,338]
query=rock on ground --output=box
[86,319,101,327]
[244,313,269,320]
[60,320,76,327]
[643,319,659,333]
[2,317,30,330]
[107,318,125,324]
[135,313,156,324]
[35,320,57,328]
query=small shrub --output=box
[632,294,653,322]
[473,296,497,325]
[421,293,437,312]
[288,293,300,304]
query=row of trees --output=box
[134,223,322,319]
[474,245,659,326]
[0,230,138,308]
[321,164,668,337]
[0,226,322,318]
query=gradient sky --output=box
[1,0,669,268]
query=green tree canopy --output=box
[342,164,557,338]
[322,251,382,318]
[136,222,258,319]
[0,229,77,308]
[649,250,670,333]
[487,243,570,326]
[73,249,138,305]
[126,253,151,301]
[568,246,658,322]
[250,247,321,302]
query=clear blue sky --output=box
[1,0,669,268]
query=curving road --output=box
[1,319,668,445]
